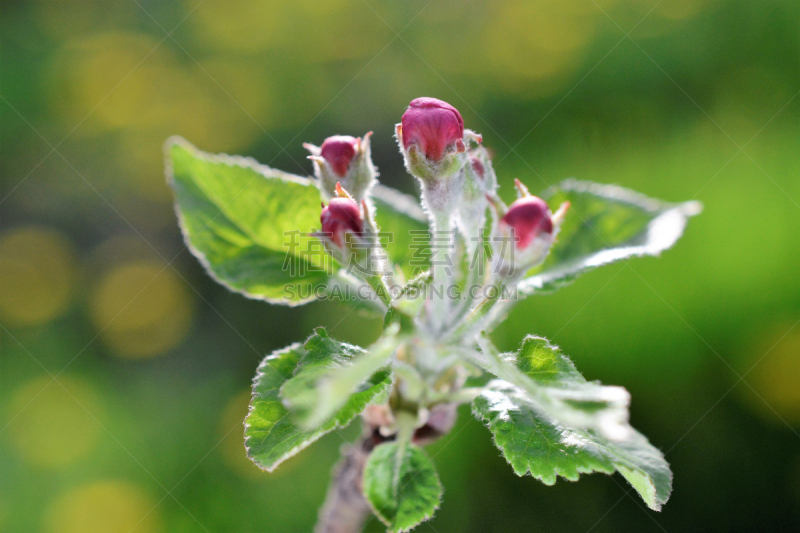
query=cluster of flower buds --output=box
[311,96,569,300]
[317,183,367,263]
[305,133,376,202]
[492,179,568,279]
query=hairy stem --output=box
[429,211,454,334]
[315,436,374,533]
[365,273,393,308]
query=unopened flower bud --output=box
[402,98,464,162]
[500,196,553,250]
[397,97,471,183]
[321,135,358,177]
[492,180,568,278]
[305,133,376,202]
[320,197,364,248]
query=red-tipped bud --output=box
[321,197,364,247]
[500,196,553,250]
[401,97,464,163]
[469,156,485,179]
[320,135,359,177]
[305,133,376,202]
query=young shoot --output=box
[165,96,701,533]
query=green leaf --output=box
[471,335,632,440]
[363,441,442,532]
[165,136,332,305]
[245,338,391,472]
[470,336,672,510]
[370,184,429,279]
[281,327,399,430]
[473,380,672,511]
[519,179,702,295]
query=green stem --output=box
[451,236,484,323]
[365,273,393,308]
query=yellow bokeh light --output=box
[47,481,160,533]
[54,31,270,198]
[738,324,800,424]
[6,375,103,468]
[193,0,282,52]
[57,33,241,142]
[193,0,376,59]
[89,260,193,359]
[0,227,78,327]
[63,32,180,131]
[481,0,595,95]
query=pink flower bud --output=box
[500,196,553,250]
[320,135,359,177]
[305,133,376,202]
[401,97,465,162]
[320,197,364,247]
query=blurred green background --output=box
[1,0,799,531]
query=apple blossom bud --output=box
[402,97,464,163]
[500,196,553,250]
[305,133,377,202]
[492,181,567,278]
[320,197,364,248]
[396,97,472,184]
[321,135,358,177]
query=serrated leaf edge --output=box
[471,383,672,511]
[164,135,320,307]
[472,396,615,485]
[243,340,391,473]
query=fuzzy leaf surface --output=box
[166,137,331,305]
[518,179,702,295]
[473,379,672,511]
[470,335,632,441]
[363,441,442,532]
[245,336,390,471]
[280,327,398,430]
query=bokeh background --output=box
[1,0,799,531]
